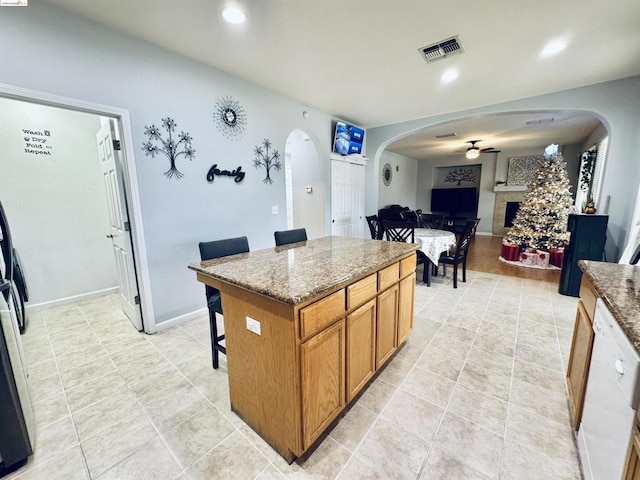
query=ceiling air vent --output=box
[419,36,464,63]
[525,117,555,125]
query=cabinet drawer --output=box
[400,254,417,278]
[299,289,346,338]
[378,262,400,292]
[579,276,597,324]
[347,273,377,311]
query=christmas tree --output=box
[506,144,573,250]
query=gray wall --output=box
[0,98,116,305]
[377,151,418,211]
[416,154,497,234]
[368,77,640,261]
[0,2,335,325]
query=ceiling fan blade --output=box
[481,148,500,153]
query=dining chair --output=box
[274,228,307,246]
[383,220,431,284]
[198,236,250,369]
[366,215,383,240]
[420,213,445,229]
[436,219,479,288]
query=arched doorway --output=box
[284,129,325,238]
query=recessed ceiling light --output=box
[540,39,567,58]
[441,68,459,84]
[222,7,246,24]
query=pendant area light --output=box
[465,140,480,160]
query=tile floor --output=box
[7,269,582,480]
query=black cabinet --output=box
[559,214,608,297]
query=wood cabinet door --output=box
[376,284,399,369]
[397,272,415,345]
[566,299,595,429]
[301,319,346,449]
[624,426,640,480]
[347,299,376,402]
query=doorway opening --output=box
[284,129,325,238]
[0,85,153,333]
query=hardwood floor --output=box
[465,234,562,284]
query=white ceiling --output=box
[42,0,640,158]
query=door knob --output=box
[106,234,115,239]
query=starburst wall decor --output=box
[253,138,281,184]
[213,96,247,140]
[142,117,195,179]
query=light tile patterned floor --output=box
[7,269,582,480]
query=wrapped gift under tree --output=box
[501,240,520,261]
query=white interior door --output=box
[96,119,143,331]
[331,159,365,238]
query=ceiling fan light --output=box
[465,147,480,160]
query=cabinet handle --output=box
[615,359,625,377]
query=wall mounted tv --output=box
[431,187,479,215]
[332,121,365,155]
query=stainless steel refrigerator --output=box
[0,201,34,476]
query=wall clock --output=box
[382,163,393,186]
[213,96,247,140]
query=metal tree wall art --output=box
[444,168,476,186]
[142,117,195,179]
[253,138,281,184]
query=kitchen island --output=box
[188,236,418,462]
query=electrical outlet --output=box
[246,316,261,336]
[272,206,279,215]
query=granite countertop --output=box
[189,236,418,305]
[579,260,640,352]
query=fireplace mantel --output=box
[494,185,527,193]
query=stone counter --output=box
[579,260,640,352]
[188,236,418,305]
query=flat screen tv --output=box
[431,187,478,215]
[332,121,365,155]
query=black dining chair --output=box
[199,236,250,369]
[274,228,307,246]
[382,220,431,285]
[366,215,383,240]
[420,213,445,229]
[436,219,480,288]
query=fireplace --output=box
[492,189,526,236]
[504,202,521,227]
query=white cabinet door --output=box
[331,159,364,238]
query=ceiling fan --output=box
[465,140,500,159]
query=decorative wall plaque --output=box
[507,155,543,186]
[382,163,392,186]
[444,168,476,186]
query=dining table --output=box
[413,228,457,286]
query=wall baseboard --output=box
[155,307,208,332]
[25,287,119,313]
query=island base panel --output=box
[221,283,303,459]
